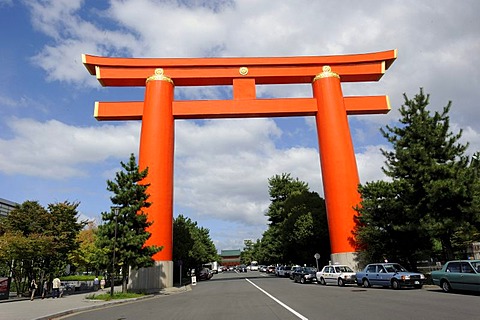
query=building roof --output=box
[221,249,241,257]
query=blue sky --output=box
[1,0,479,252]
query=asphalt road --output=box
[59,271,480,320]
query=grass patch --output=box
[86,291,145,301]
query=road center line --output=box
[245,278,309,320]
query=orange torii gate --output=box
[83,49,396,289]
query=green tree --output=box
[0,200,84,296]
[354,89,478,267]
[260,173,310,263]
[173,214,219,283]
[69,224,104,275]
[46,202,86,274]
[257,173,329,266]
[282,191,330,266]
[96,153,161,293]
[267,173,309,226]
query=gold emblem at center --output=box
[239,67,249,76]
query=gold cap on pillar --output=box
[313,66,340,82]
[146,68,174,85]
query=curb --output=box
[34,285,192,320]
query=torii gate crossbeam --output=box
[83,49,396,290]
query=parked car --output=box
[237,264,248,272]
[290,266,302,280]
[431,260,480,293]
[266,265,276,274]
[198,268,213,281]
[259,265,267,272]
[278,266,292,278]
[356,263,425,289]
[293,267,317,284]
[316,264,356,286]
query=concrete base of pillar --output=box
[128,261,173,293]
[330,252,359,270]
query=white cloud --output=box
[0,118,140,178]
[356,145,389,184]
[174,119,322,226]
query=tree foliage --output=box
[248,173,330,267]
[69,223,104,275]
[0,200,84,296]
[354,89,479,268]
[173,214,218,282]
[96,153,161,293]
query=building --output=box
[220,249,241,267]
[0,198,18,218]
[466,242,480,260]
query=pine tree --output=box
[354,89,478,266]
[261,173,309,263]
[96,153,161,293]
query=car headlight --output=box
[401,275,410,280]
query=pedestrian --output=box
[52,277,61,298]
[41,280,48,299]
[100,278,105,290]
[30,279,37,301]
[94,276,99,291]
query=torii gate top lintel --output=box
[83,49,396,121]
[82,49,396,86]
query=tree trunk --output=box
[441,235,455,261]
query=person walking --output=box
[94,277,99,291]
[41,280,48,299]
[52,277,61,299]
[30,279,37,301]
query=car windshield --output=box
[305,267,316,272]
[384,264,407,273]
[335,266,353,273]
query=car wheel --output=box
[293,276,297,283]
[320,277,326,285]
[441,280,451,293]
[300,277,306,284]
[362,278,370,288]
[391,279,400,290]
[338,278,345,287]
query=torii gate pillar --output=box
[312,67,362,267]
[129,70,175,290]
[83,49,396,290]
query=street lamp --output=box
[110,206,120,297]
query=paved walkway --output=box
[0,286,191,320]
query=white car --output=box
[316,264,356,286]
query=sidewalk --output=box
[1,285,191,320]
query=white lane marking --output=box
[245,278,308,320]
